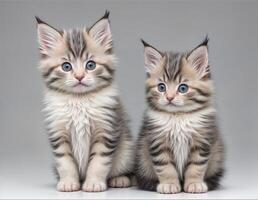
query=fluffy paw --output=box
[108,176,131,188]
[57,178,80,192]
[157,183,181,194]
[82,180,107,192]
[184,182,208,193]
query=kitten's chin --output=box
[68,84,106,94]
[67,84,89,94]
[59,83,111,95]
[163,105,182,113]
[163,102,184,110]
[157,103,207,114]
[156,103,188,113]
[72,87,88,94]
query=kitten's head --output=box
[36,11,116,95]
[142,37,213,113]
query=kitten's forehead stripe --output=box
[66,29,87,59]
[164,52,184,82]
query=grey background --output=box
[0,0,258,199]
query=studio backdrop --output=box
[0,0,258,199]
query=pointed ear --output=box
[142,40,163,74]
[88,11,112,52]
[36,17,62,56]
[187,37,210,79]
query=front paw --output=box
[82,180,107,192]
[57,178,80,192]
[184,181,208,193]
[157,183,181,194]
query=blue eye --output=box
[85,60,96,70]
[178,84,189,93]
[158,83,166,92]
[61,62,72,72]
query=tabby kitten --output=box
[135,38,224,194]
[36,12,134,192]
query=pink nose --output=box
[75,75,84,81]
[166,96,174,102]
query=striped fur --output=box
[36,12,134,192]
[136,38,225,194]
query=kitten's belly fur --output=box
[44,87,118,179]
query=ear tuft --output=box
[103,10,110,19]
[89,12,112,52]
[141,39,150,47]
[35,16,49,25]
[199,35,209,47]
[35,16,44,24]
[36,18,62,56]
[187,37,210,79]
[142,40,163,74]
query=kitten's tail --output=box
[205,168,225,190]
[135,174,159,191]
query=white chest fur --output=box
[43,86,118,177]
[148,108,214,178]
[66,99,91,177]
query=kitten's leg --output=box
[82,134,116,192]
[205,137,225,190]
[108,134,134,188]
[184,145,209,193]
[50,133,80,192]
[150,141,181,194]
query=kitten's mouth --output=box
[73,82,88,87]
[167,102,176,106]
[167,102,182,107]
